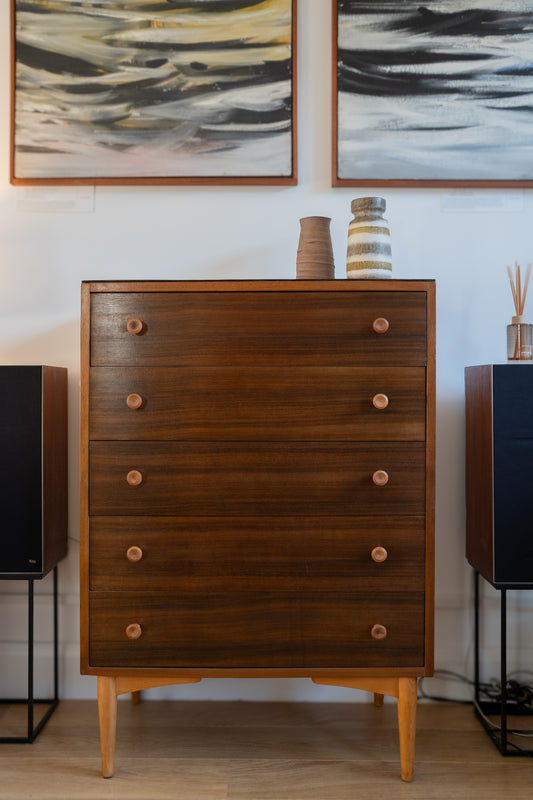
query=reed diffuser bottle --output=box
[507,262,533,361]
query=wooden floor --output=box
[0,699,532,799]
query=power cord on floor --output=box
[418,668,533,756]
[419,668,533,712]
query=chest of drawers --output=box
[80,279,435,781]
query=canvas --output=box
[11,0,296,185]
[334,0,533,186]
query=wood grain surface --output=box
[89,291,428,367]
[88,515,425,593]
[465,365,494,580]
[89,365,426,441]
[89,441,426,517]
[89,591,425,669]
[3,700,530,799]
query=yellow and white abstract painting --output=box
[12,0,295,182]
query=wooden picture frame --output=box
[333,0,533,187]
[11,0,297,186]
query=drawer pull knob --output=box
[125,623,142,640]
[371,623,388,641]
[371,546,388,563]
[126,469,143,486]
[127,318,144,335]
[372,393,389,410]
[126,546,143,563]
[126,393,143,409]
[373,317,390,334]
[372,470,389,486]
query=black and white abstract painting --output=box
[335,0,533,184]
[12,0,295,184]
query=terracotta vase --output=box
[346,197,392,279]
[296,216,335,279]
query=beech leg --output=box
[97,676,117,778]
[397,677,417,782]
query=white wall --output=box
[1,0,532,704]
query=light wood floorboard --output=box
[0,700,531,799]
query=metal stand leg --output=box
[474,569,480,706]
[0,566,60,744]
[53,567,59,703]
[500,588,508,753]
[27,578,34,741]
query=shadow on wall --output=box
[0,318,79,367]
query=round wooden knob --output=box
[126,393,143,409]
[372,393,389,410]
[127,318,144,335]
[372,470,389,486]
[371,546,388,563]
[371,624,388,640]
[125,623,142,640]
[126,546,143,563]
[373,317,389,334]
[126,469,143,486]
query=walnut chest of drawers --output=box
[80,279,435,781]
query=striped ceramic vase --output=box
[346,197,392,279]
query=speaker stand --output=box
[0,566,59,743]
[473,569,533,756]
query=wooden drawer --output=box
[90,292,427,367]
[89,515,426,592]
[89,366,426,441]
[89,591,425,669]
[89,442,426,517]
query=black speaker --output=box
[0,366,68,578]
[466,364,533,588]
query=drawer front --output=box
[89,442,426,517]
[89,591,425,669]
[89,515,426,592]
[90,292,427,367]
[89,366,426,441]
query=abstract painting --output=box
[11,0,296,184]
[334,0,533,186]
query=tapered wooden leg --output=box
[97,676,117,778]
[397,677,417,782]
[373,692,384,707]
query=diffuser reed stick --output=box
[507,262,532,360]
